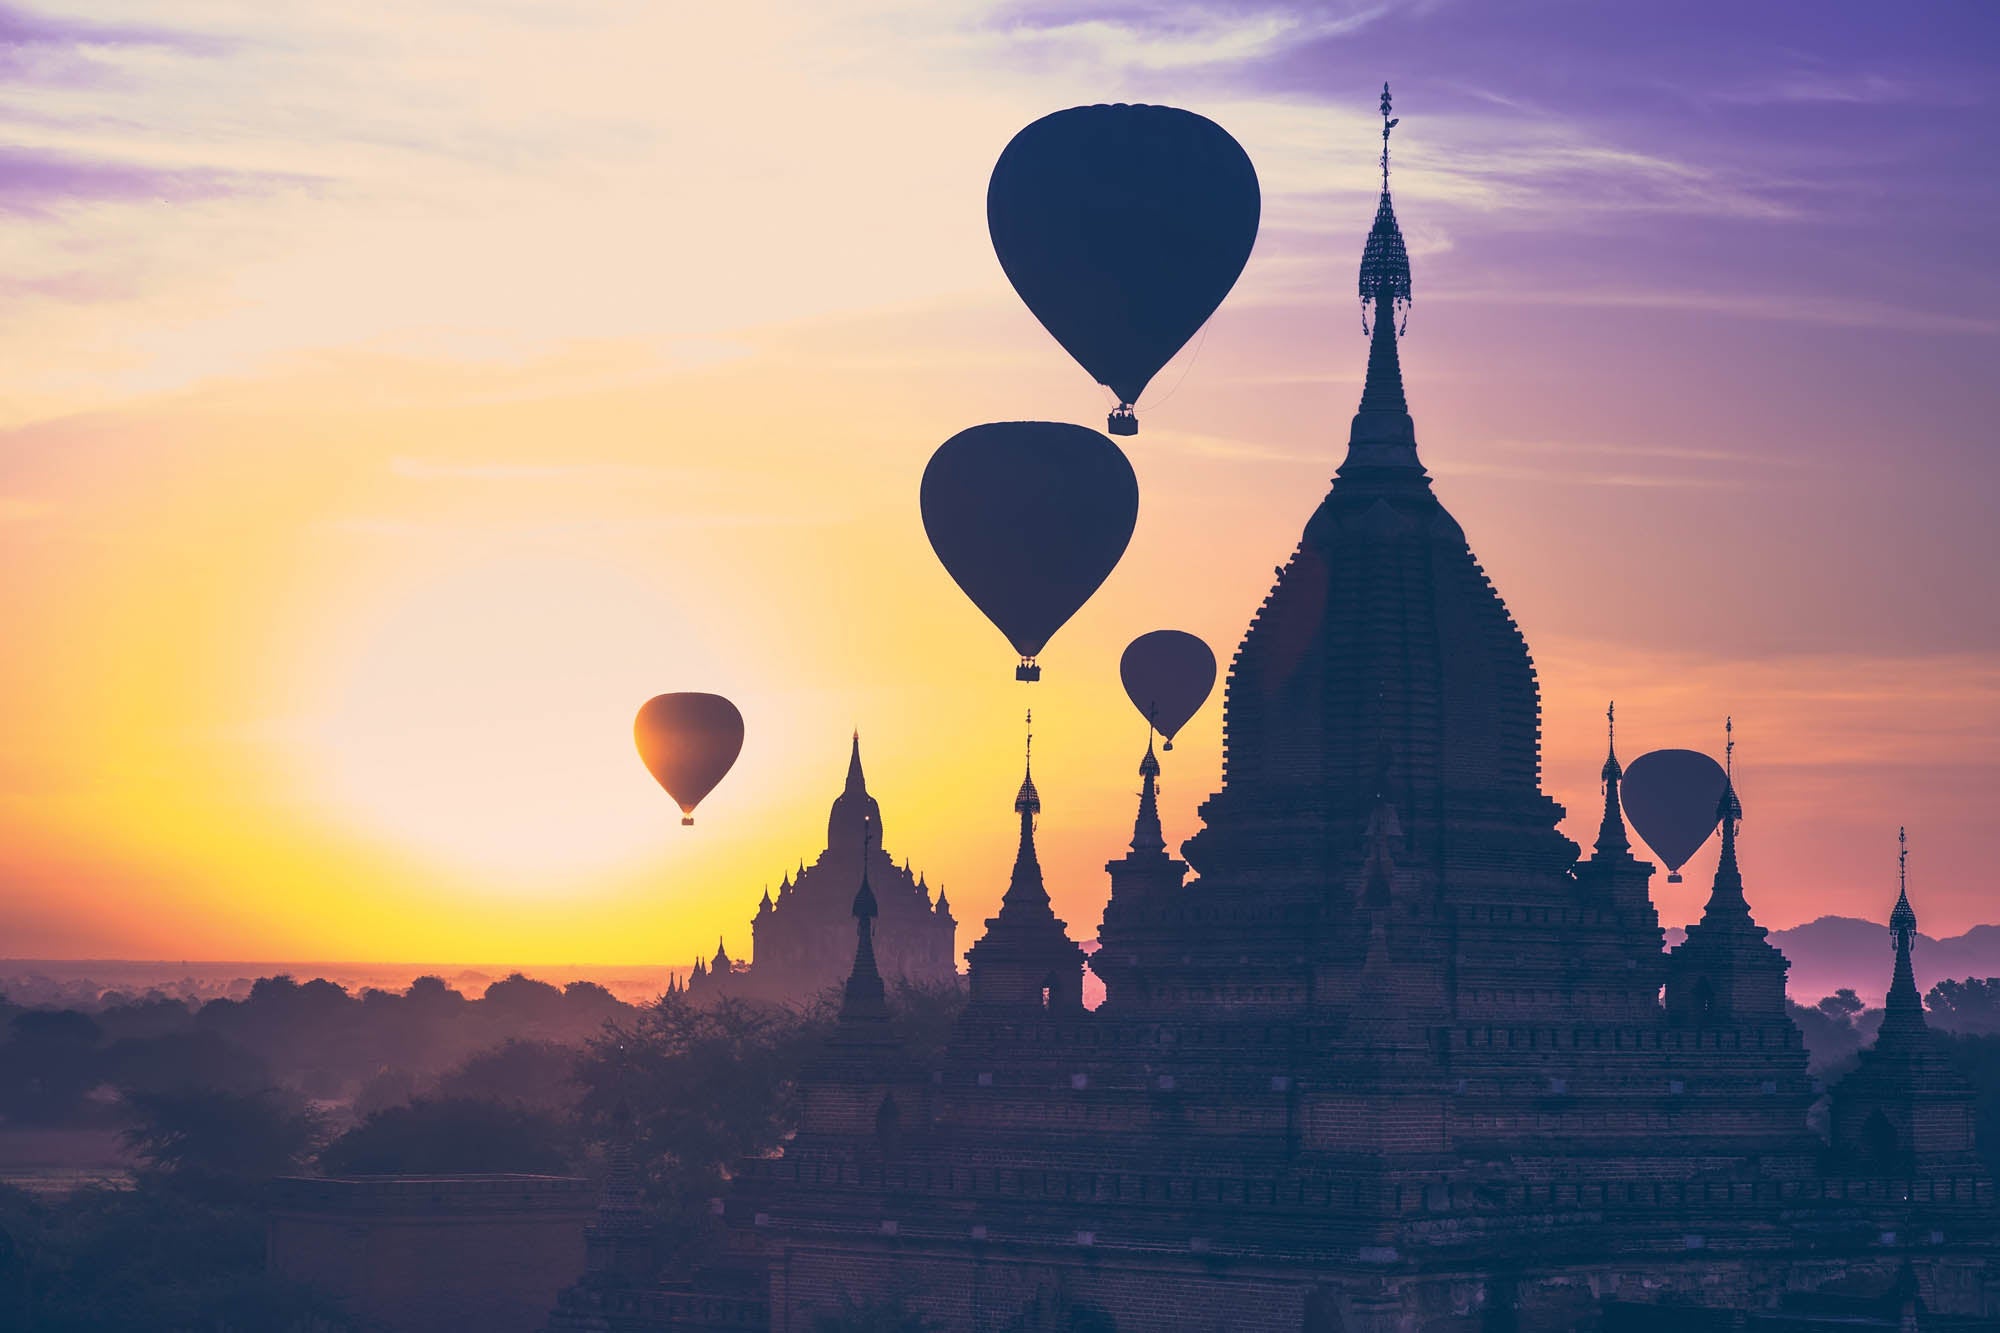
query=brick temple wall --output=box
[268,1174,594,1333]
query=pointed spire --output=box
[841,817,887,1021]
[1356,273,1410,415]
[712,936,731,970]
[1883,825,1926,1041]
[1344,83,1419,472]
[1358,82,1411,334]
[1594,701,1631,855]
[934,885,952,918]
[758,885,773,914]
[845,730,866,796]
[1129,737,1165,855]
[1001,712,1052,917]
[1015,710,1040,819]
[1701,717,1752,923]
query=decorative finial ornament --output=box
[1594,700,1629,855]
[1358,83,1412,336]
[1890,825,1917,950]
[1015,710,1041,818]
[1884,824,1925,1037]
[1379,81,1399,192]
[1602,701,1621,780]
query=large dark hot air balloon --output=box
[1119,630,1216,750]
[988,104,1260,437]
[634,693,743,825]
[1622,749,1728,882]
[921,421,1138,681]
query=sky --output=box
[1,0,1996,969]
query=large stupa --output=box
[550,91,1998,1333]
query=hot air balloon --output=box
[1621,749,1728,882]
[988,104,1260,437]
[1119,630,1216,750]
[921,421,1139,681]
[634,693,744,825]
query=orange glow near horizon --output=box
[2,2,1995,974]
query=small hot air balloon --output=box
[634,693,744,825]
[988,104,1260,437]
[1119,630,1216,750]
[921,421,1139,681]
[1621,749,1728,882]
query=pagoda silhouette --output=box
[551,95,1998,1333]
[680,733,957,1007]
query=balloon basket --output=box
[1015,662,1042,682]
[1107,407,1138,437]
[1666,871,1682,883]
[1162,739,1174,751]
[681,815,695,826]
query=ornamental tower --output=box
[1830,827,1979,1169]
[962,717,1088,1013]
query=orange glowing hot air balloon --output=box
[634,693,744,825]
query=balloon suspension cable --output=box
[1141,319,1215,419]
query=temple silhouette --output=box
[680,734,957,1007]
[549,104,1998,1332]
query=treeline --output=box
[0,980,964,1331]
[1788,977,2000,1079]
[0,971,631,1125]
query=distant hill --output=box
[1663,917,2000,1006]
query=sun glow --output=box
[297,553,723,886]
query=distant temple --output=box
[681,734,957,1007]
[551,91,1999,1332]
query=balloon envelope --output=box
[1120,630,1216,748]
[988,104,1260,417]
[634,693,744,825]
[921,421,1139,675]
[1621,749,1728,876]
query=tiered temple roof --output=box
[685,734,956,1006]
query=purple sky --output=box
[0,0,1994,961]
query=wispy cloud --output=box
[1428,285,2000,335]
[1711,69,1976,108]
[1145,428,1309,462]
[1432,459,1737,490]
[0,3,225,85]
[0,144,263,214]
[976,2,1399,72]
[387,457,692,484]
